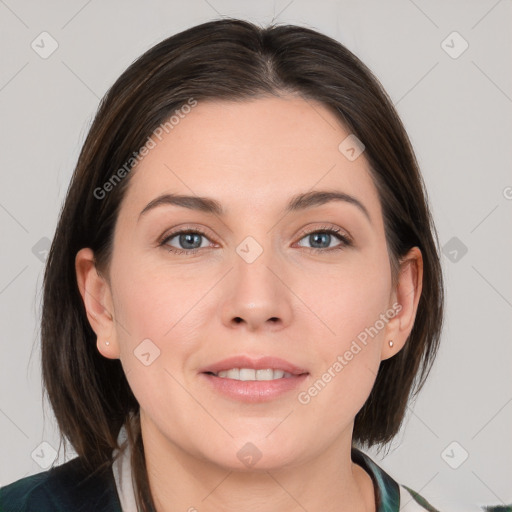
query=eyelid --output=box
[158,224,216,246]
[158,222,353,254]
[296,223,352,243]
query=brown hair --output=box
[41,18,444,510]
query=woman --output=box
[0,17,463,512]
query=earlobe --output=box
[96,337,119,359]
[381,247,423,361]
[75,248,120,359]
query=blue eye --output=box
[159,225,352,256]
[296,227,352,253]
[161,229,213,255]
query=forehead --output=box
[121,96,381,221]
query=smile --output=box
[210,368,295,380]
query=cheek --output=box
[111,251,207,344]
[294,248,391,409]
[300,247,392,345]
[109,262,206,424]
[109,255,221,413]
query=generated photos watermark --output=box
[297,301,402,405]
[93,97,198,200]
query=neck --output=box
[140,413,375,512]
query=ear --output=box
[75,247,120,359]
[381,246,423,361]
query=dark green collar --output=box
[351,447,400,512]
[0,448,427,512]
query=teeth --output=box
[239,368,255,381]
[272,369,285,379]
[226,368,239,379]
[256,369,274,380]
[215,368,293,380]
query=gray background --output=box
[0,0,511,510]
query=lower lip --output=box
[200,373,309,403]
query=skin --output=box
[76,95,423,512]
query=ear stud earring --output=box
[388,340,394,348]
[105,341,110,346]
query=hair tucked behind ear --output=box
[41,18,443,510]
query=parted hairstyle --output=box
[41,18,444,511]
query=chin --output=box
[200,436,305,473]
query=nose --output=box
[219,247,294,332]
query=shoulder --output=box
[352,447,439,511]
[352,447,512,512]
[0,457,122,512]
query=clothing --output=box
[1,429,509,512]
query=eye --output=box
[295,225,352,253]
[160,227,215,255]
[159,224,352,256]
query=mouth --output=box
[199,355,309,403]
[204,368,297,380]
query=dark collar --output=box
[352,447,401,512]
[1,449,400,512]
[0,456,122,512]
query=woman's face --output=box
[81,95,420,470]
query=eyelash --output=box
[159,225,353,256]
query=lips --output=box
[199,355,309,377]
[198,356,310,403]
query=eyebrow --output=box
[138,190,371,224]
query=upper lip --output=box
[199,356,309,376]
